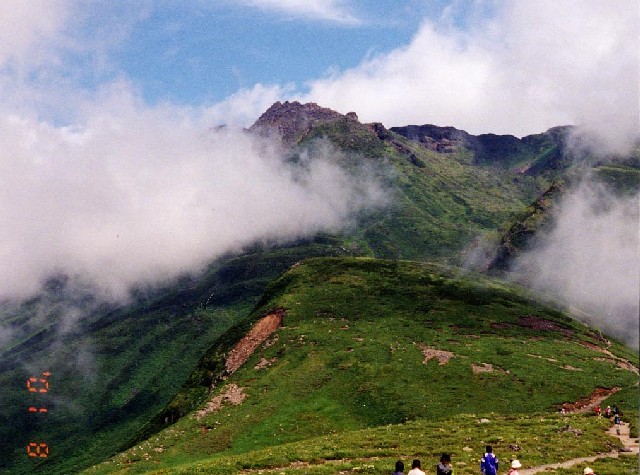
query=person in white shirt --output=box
[407,459,426,475]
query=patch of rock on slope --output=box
[194,384,246,420]
[195,310,284,420]
[225,310,284,373]
[416,343,455,365]
[472,363,510,374]
[249,101,351,146]
[558,387,621,413]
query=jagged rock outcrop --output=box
[391,123,575,173]
[249,101,351,146]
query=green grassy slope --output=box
[296,116,546,259]
[86,257,638,474]
[0,241,357,475]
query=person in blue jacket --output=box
[480,446,499,475]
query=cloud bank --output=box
[0,86,387,301]
[302,0,639,153]
[512,181,639,348]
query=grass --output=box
[83,257,639,474]
[85,413,633,474]
[0,241,360,475]
[296,119,548,261]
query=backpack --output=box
[482,453,498,475]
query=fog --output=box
[512,180,639,348]
[0,91,387,302]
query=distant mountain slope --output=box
[250,101,547,260]
[89,257,638,473]
[390,123,573,173]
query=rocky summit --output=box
[249,101,359,146]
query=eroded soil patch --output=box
[519,315,573,337]
[226,310,284,374]
[416,343,455,365]
[558,387,621,413]
[194,383,246,420]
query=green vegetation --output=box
[87,414,635,475]
[298,120,547,260]
[84,257,638,474]
[593,164,640,194]
[0,241,359,475]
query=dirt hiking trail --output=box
[518,422,638,475]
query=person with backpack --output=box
[480,446,499,475]
[614,413,621,434]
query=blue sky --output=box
[42,1,461,110]
[111,1,440,106]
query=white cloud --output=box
[232,0,362,25]
[0,2,384,303]
[303,0,639,151]
[512,181,639,348]
[0,84,386,301]
[201,82,295,127]
[0,0,70,67]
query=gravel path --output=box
[518,422,638,475]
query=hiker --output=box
[436,453,453,475]
[614,413,621,434]
[613,404,619,415]
[480,446,499,475]
[408,459,426,475]
[604,405,611,417]
[392,460,405,475]
[507,459,521,475]
[583,467,596,475]
[593,405,601,416]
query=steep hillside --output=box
[486,157,639,273]
[390,123,574,174]
[0,240,357,475]
[253,101,547,259]
[86,257,639,474]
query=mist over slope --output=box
[511,180,639,348]
[0,105,386,302]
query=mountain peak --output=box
[249,101,358,145]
